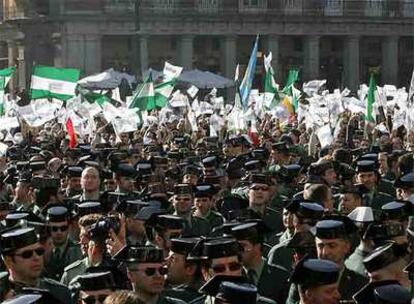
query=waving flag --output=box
[366,73,376,122]
[239,35,259,110]
[31,65,80,101]
[0,67,16,116]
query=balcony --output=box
[137,0,414,18]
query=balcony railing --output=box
[136,0,414,18]
[3,0,414,20]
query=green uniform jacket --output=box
[367,190,394,211]
[255,262,290,304]
[344,246,369,278]
[203,210,225,230]
[182,215,211,237]
[60,257,89,288]
[267,240,294,273]
[338,266,369,301]
[285,266,369,304]
[163,282,203,303]
[11,278,72,304]
[44,239,83,281]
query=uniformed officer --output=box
[153,214,185,256]
[64,166,83,198]
[72,167,101,202]
[312,219,368,302]
[231,222,289,303]
[0,227,71,303]
[267,201,324,271]
[163,237,203,302]
[394,172,414,203]
[363,241,411,289]
[114,163,137,195]
[60,213,103,286]
[289,258,340,304]
[113,245,186,304]
[72,271,117,304]
[247,174,283,237]
[43,206,82,281]
[193,184,224,230]
[3,288,64,304]
[198,274,275,304]
[353,280,411,304]
[355,160,393,210]
[345,206,375,277]
[123,200,149,245]
[172,184,210,237]
[269,142,290,172]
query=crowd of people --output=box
[0,90,413,304]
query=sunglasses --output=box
[82,294,108,304]
[211,262,241,273]
[50,225,69,232]
[14,247,45,259]
[130,266,168,276]
[250,186,269,191]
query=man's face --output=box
[166,251,188,285]
[5,243,45,282]
[271,150,281,163]
[238,240,257,266]
[339,193,362,214]
[68,177,81,191]
[183,174,198,185]
[49,220,69,246]
[207,256,241,280]
[248,183,270,206]
[128,262,166,295]
[117,176,135,193]
[156,229,182,253]
[378,153,387,170]
[322,168,337,186]
[304,283,340,304]
[282,209,294,230]
[79,226,90,256]
[81,168,100,192]
[357,172,377,190]
[104,179,116,191]
[194,196,212,215]
[315,237,350,267]
[80,289,113,304]
[173,194,193,214]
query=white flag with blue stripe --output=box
[239,35,259,110]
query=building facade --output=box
[0,0,414,92]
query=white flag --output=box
[187,85,199,99]
[163,62,183,80]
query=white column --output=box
[381,36,399,85]
[139,35,149,74]
[177,35,194,70]
[344,35,360,91]
[221,35,237,79]
[303,35,320,81]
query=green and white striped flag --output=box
[154,79,176,109]
[0,67,16,116]
[31,65,81,101]
[128,74,155,111]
